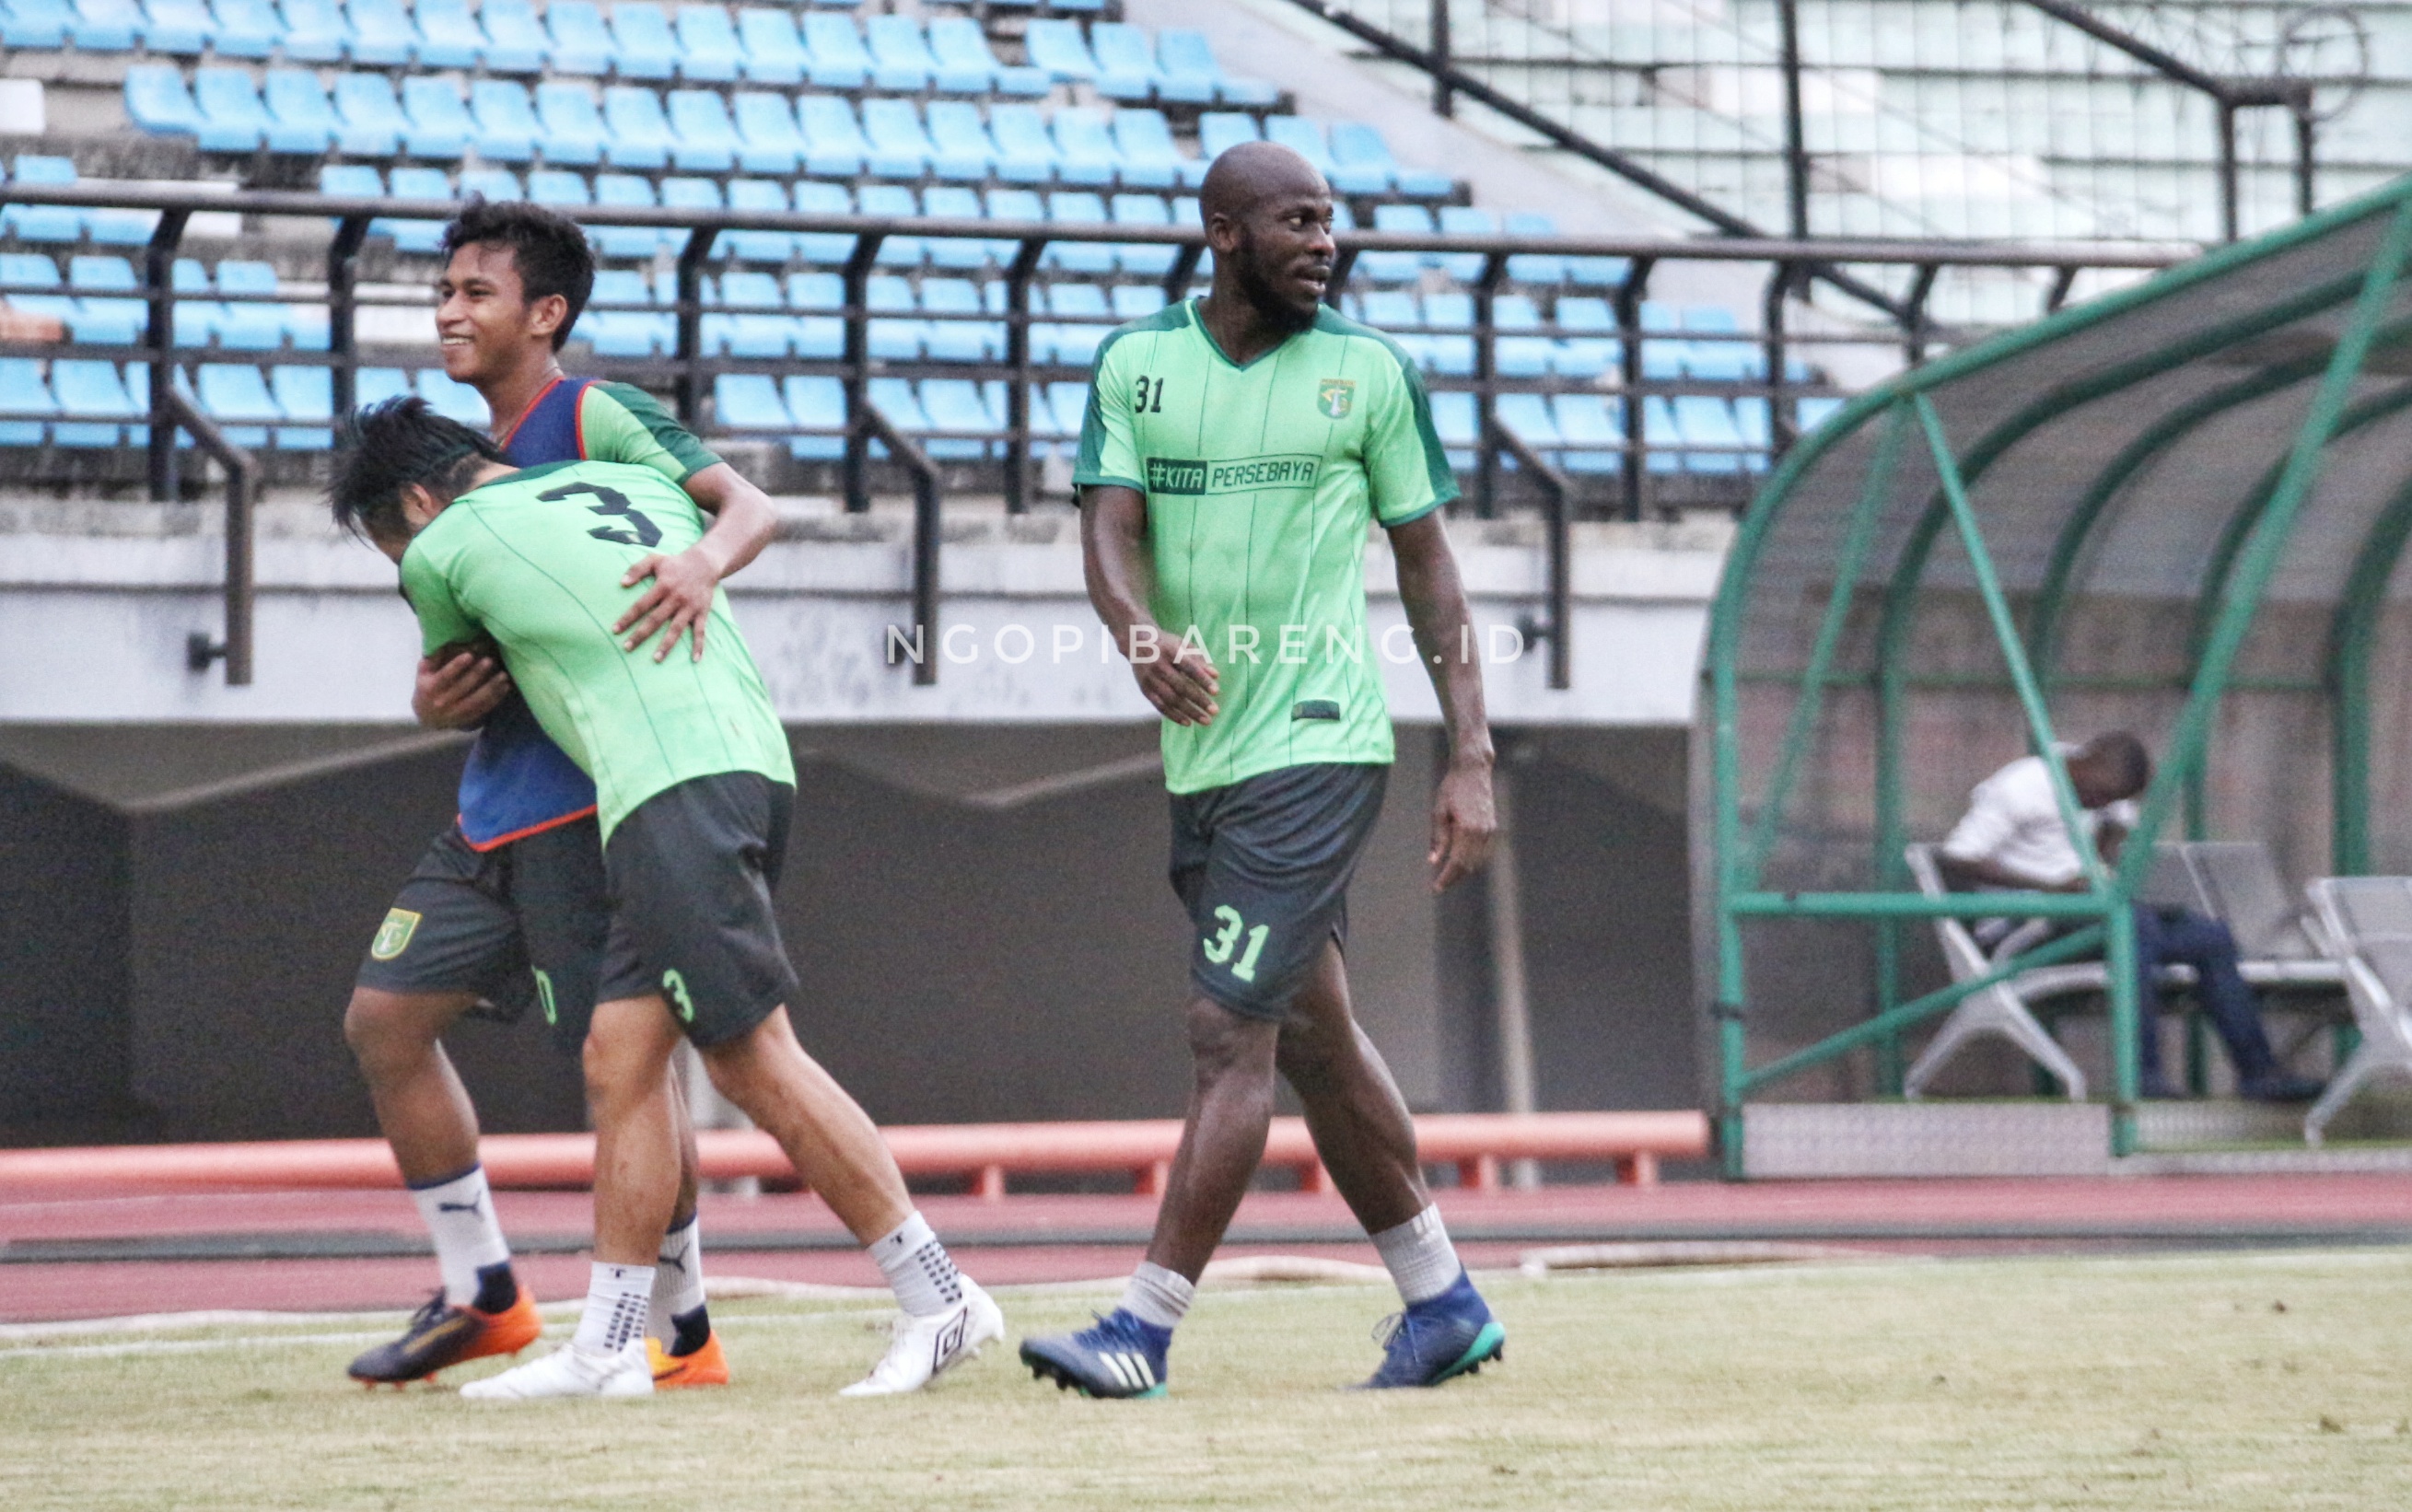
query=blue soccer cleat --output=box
[1019,1308,1171,1400]
[1361,1272,1505,1389]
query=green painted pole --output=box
[2107,899,2140,1156]
[2325,464,2412,874]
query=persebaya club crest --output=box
[1317,379,1355,420]
[369,908,421,961]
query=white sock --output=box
[408,1165,512,1308]
[868,1211,964,1318]
[649,1215,707,1343]
[572,1262,656,1355]
[1371,1204,1462,1306]
[1118,1262,1194,1332]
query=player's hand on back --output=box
[1132,631,1220,727]
[1427,759,1497,892]
[413,646,511,729]
[615,544,719,663]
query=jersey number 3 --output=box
[542,480,662,549]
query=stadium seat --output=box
[1089,23,1162,102]
[64,256,143,345]
[1640,394,1683,473]
[1433,206,1494,282]
[923,100,998,184]
[917,185,994,270]
[1426,389,1474,468]
[1198,111,1259,165]
[783,373,845,459]
[918,378,996,457]
[0,0,72,50]
[714,372,791,433]
[720,179,793,263]
[861,98,937,181]
[930,16,1044,97]
[193,363,279,448]
[68,0,142,52]
[608,2,678,81]
[6,157,83,244]
[191,68,275,153]
[277,0,350,62]
[1324,122,1397,195]
[1109,194,1176,277]
[1159,29,1276,107]
[332,73,412,157]
[798,96,871,180]
[1051,107,1124,189]
[0,358,58,444]
[1673,394,1745,472]
[864,14,938,94]
[543,0,613,75]
[1264,117,1341,183]
[660,176,725,258]
[986,104,1058,186]
[467,81,539,163]
[399,76,474,160]
[592,174,666,259]
[125,64,205,142]
[414,0,488,70]
[480,0,548,72]
[52,359,139,446]
[1043,192,1116,275]
[856,183,926,269]
[1503,211,1567,285]
[1044,381,1090,439]
[666,90,741,173]
[728,93,805,176]
[377,165,452,254]
[528,168,591,211]
[863,273,920,360]
[263,69,367,157]
[676,4,743,84]
[1113,110,1196,191]
[1022,18,1097,83]
[602,87,678,170]
[1495,390,1562,457]
[345,0,417,67]
[416,367,489,425]
[354,366,411,410]
[269,365,332,448]
[801,11,873,91]
[1358,204,1432,285]
[533,83,607,166]
[735,7,808,87]
[142,0,214,56]
[209,0,279,57]
[792,180,855,265]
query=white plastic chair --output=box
[1902,843,2098,1099]
[2301,878,2412,1145]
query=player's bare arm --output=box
[1082,483,1221,727]
[613,461,779,663]
[411,646,511,729]
[1389,512,1496,892]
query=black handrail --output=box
[859,401,941,688]
[1486,417,1571,692]
[167,385,261,688]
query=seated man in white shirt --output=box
[1937,732,2322,1103]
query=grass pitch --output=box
[4,1249,2410,1510]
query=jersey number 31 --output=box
[543,480,662,549]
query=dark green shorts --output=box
[599,773,799,1050]
[1169,762,1389,1021]
[354,818,608,1057]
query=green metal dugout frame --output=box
[1702,177,2412,1177]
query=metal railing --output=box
[0,183,2191,685]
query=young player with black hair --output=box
[335,398,1003,1400]
[343,199,777,1390]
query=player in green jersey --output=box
[1020,142,1504,1399]
[345,201,777,1389]
[334,399,1004,1400]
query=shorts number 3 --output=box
[1202,905,1272,983]
[662,969,697,1023]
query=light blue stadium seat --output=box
[277,0,350,62]
[1112,110,1194,191]
[1641,393,1683,474]
[592,173,665,259]
[1051,107,1122,189]
[269,365,332,448]
[543,0,612,75]
[194,363,278,448]
[660,174,724,258]
[68,0,142,52]
[921,276,999,361]
[333,73,411,159]
[3,253,65,291]
[589,267,651,306]
[533,84,606,165]
[125,64,204,142]
[1422,292,1475,374]
[735,7,807,87]
[722,180,794,263]
[676,4,743,84]
[345,0,416,66]
[918,184,995,270]
[666,90,740,173]
[1264,117,1338,180]
[792,180,854,266]
[399,76,473,160]
[1109,193,1175,277]
[458,167,522,204]
[864,14,938,94]
[379,164,452,254]
[355,366,411,409]
[209,0,278,56]
[985,187,1047,279]
[801,10,872,91]
[1108,283,1164,320]
[783,374,845,459]
[527,168,590,212]
[192,67,275,153]
[1427,389,1474,469]
[213,261,285,352]
[1797,396,1845,434]
[1044,382,1090,439]
[930,16,1043,97]
[7,157,82,244]
[414,0,487,70]
[0,358,59,445]
[1022,18,1096,82]
[987,104,1057,185]
[798,96,870,180]
[480,0,547,72]
[262,69,360,157]
[860,98,936,181]
[1502,211,1567,285]
[1672,393,1745,473]
[1197,111,1258,165]
[142,0,214,56]
[468,80,539,163]
[1731,396,1771,473]
[52,359,139,446]
[609,2,678,81]
[416,368,488,425]
[856,183,926,269]
[730,93,805,176]
[1089,22,1161,102]
[1361,204,1433,285]
[918,378,996,458]
[1159,29,1276,107]
[1324,121,1396,195]
[863,273,920,361]
[1043,192,1115,275]
[924,100,996,183]
[603,87,677,170]
[1495,391,1561,459]
[1434,205,1494,283]
[1,0,73,49]
[64,256,142,345]
[715,372,790,432]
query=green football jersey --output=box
[401,459,795,841]
[1074,298,1456,794]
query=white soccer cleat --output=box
[459,1339,653,1401]
[838,1280,1005,1397]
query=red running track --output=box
[6,1176,2412,1323]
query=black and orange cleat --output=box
[647,1330,730,1389]
[347,1285,544,1386]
